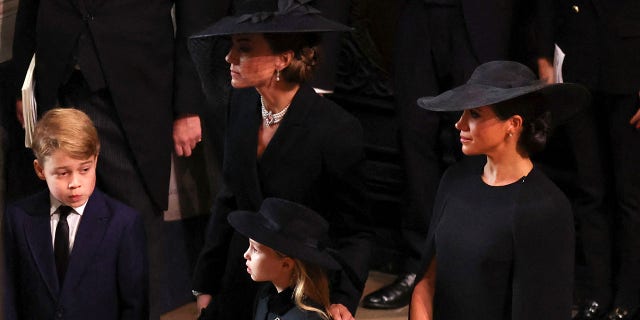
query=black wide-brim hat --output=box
[187,0,352,113]
[228,198,341,270]
[417,61,590,125]
[191,0,352,38]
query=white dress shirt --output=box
[49,196,87,251]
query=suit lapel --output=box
[61,191,112,292]
[258,85,313,177]
[24,193,60,299]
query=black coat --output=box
[11,0,201,208]
[193,84,371,318]
[553,0,640,94]
[253,285,324,320]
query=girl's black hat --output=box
[228,198,341,270]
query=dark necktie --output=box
[54,206,72,285]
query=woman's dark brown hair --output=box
[492,92,552,156]
[263,32,321,83]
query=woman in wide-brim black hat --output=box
[189,2,371,320]
[409,61,589,320]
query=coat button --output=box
[83,13,94,21]
[572,5,580,13]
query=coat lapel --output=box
[61,191,112,292]
[23,193,60,299]
[227,88,264,208]
[258,85,313,178]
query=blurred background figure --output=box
[550,1,640,319]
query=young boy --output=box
[3,108,148,320]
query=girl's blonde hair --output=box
[289,257,332,320]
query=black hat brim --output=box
[417,82,590,126]
[190,12,352,39]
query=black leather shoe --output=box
[604,306,638,320]
[574,300,608,320]
[361,273,416,309]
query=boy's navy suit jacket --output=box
[3,189,148,320]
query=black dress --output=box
[420,157,574,320]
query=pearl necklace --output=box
[260,96,290,127]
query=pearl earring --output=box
[276,69,281,82]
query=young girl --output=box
[200,197,340,320]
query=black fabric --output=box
[555,0,640,94]
[266,287,295,316]
[418,157,575,319]
[533,104,611,306]
[253,285,324,320]
[12,0,175,210]
[594,92,640,309]
[541,0,640,309]
[54,205,72,285]
[393,1,477,273]
[192,84,371,319]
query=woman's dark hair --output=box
[263,32,320,84]
[491,92,551,155]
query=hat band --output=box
[262,217,326,252]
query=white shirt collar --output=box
[49,195,87,216]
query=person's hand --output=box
[328,303,354,320]
[537,58,555,84]
[195,294,212,317]
[173,114,201,157]
[16,99,24,127]
[630,106,640,129]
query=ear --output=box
[508,115,524,135]
[275,50,294,71]
[33,159,46,181]
[281,257,295,271]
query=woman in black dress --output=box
[188,2,371,320]
[409,61,589,320]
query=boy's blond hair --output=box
[31,108,100,161]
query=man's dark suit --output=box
[3,189,148,320]
[552,0,640,311]
[193,85,372,320]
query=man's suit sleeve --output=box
[3,207,18,320]
[172,0,231,116]
[533,0,556,61]
[117,212,149,320]
[11,0,38,94]
[191,184,237,294]
[321,112,372,313]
